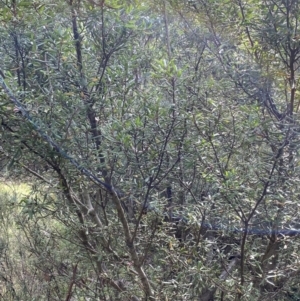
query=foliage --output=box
[1,0,300,300]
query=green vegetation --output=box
[1,0,300,300]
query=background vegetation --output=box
[1,0,300,300]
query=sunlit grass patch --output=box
[0,180,31,196]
